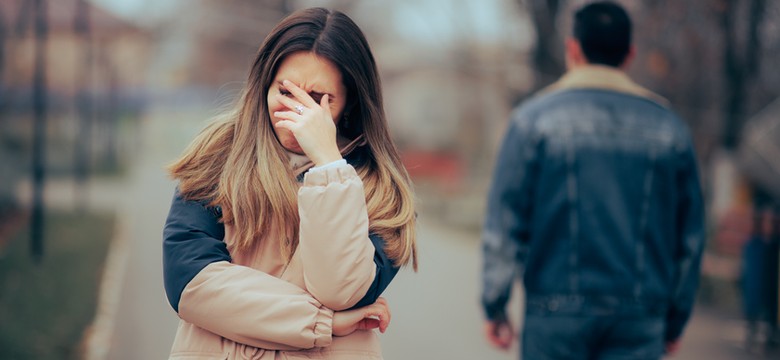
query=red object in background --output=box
[714,208,753,257]
[400,150,464,193]
[714,208,780,256]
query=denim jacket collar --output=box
[541,65,669,107]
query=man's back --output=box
[482,73,705,359]
[481,3,705,358]
[517,87,697,306]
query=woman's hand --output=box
[332,297,391,337]
[273,79,342,166]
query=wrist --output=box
[485,308,508,323]
[312,149,343,167]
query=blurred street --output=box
[676,307,778,360]
[84,106,777,359]
[1,1,779,359]
[62,103,205,360]
[101,105,202,360]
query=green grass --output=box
[0,211,114,360]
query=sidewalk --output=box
[74,105,210,360]
[676,307,778,360]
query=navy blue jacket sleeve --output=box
[163,190,229,313]
[349,234,400,309]
[481,112,539,322]
[162,189,397,313]
[664,138,706,341]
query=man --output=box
[480,2,705,359]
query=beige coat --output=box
[168,163,383,359]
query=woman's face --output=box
[267,51,348,154]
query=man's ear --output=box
[565,38,585,68]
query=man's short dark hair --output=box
[573,1,632,67]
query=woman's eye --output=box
[279,88,291,96]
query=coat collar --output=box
[541,65,669,107]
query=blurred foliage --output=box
[518,0,780,161]
[0,211,114,360]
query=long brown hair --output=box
[168,8,417,270]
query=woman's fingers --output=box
[275,93,307,115]
[273,119,296,131]
[274,93,331,122]
[377,297,391,325]
[282,80,319,108]
[372,298,390,330]
[363,301,390,333]
[320,94,331,118]
[332,300,392,336]
[356,318,381,331]
[273,109,300,121]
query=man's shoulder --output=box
[509,91,564,121]
[514,87,678,120]
[509,88,690,144]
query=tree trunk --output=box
[106,63,119,169]
[526,0,566,91]
[0,6,5,98]
[74,0,92,212]
[31,0,48,262]
[720,0,766,149]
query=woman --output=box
[162,7,417,359]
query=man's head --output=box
[566,1,633,69]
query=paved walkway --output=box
[103,106,208,360]
[381,216,523,360]
[13,106,192,359]
[675,307,778,360]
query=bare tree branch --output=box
[525,0,566,91]
[31,0,48,262]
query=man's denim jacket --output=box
[481,65,705,342]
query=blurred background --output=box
[0,0,779,359]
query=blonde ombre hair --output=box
[168,8,417,270]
